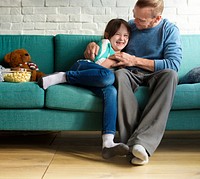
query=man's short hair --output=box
[135,0,164,17]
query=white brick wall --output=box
[0,0,199,35]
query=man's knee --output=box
[114,69,129,83]
[163,69,178,84]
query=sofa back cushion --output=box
[54,34,101,71]
[178,35,200,80]
[55,34,200,79]
[0,35,54,74]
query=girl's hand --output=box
[84,42,100,60]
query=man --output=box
[84,0,182,165]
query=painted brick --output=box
[0,23,11,30]
[10,8,21,15]
[117,0,136,7]
[69,14,93,23]
[93,0,116,7]
[22,0,44,7]
[0,0,21,6]
[82,23,98,31]
[23,15,46,22]
[188,0,200,6]
[11,23,23,30]
[59,7,81,15]
[34,7,57,14]
[60,23,82,30]
[46,0,69,6]
[23,22,34,29]
[22,7,34,15]
[178,7,200,15]
[0,8,10,15]
[82,7,106,15]
[164,0,187,7]
[0,0,199,35]
[70,0,92,7]
[47,15,69,22]
[34,23,59,30]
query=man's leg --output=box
[127,69,178,162]
[114,69,142,144]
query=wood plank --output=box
[0,131,199,179]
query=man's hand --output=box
[84,42,100,60]
[110,52,155,71]
[110,52,135,68]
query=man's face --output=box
[133,6,157,30]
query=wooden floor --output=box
[0,131,199,179]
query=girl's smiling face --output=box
[109,24,130,53]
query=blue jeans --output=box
[67,60,117,134]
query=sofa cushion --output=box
[0,82,44,108]
[129,83,200,110]
[45,84,103,112]
[172,83,200,110]
[45,82,200,112]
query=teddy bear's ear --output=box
[4,53,11,63]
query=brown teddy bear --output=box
[3,48,45,81]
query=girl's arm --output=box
[100,58,117,69]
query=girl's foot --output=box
[38,72,66,89]
[102,143,129,159]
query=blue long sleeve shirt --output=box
[126,19,182,72]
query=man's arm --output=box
[154,24,182,72]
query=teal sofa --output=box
[0,34,200,131]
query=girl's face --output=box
[109,24,129,53]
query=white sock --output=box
[42,72,66,89]
[132,144,148,161]
[131,157,149,165]
[102,134,118,148]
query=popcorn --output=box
[3,71,31,82]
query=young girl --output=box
[38,18,131,159]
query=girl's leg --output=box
[38,61,114,89]
[92,86,129,159]
[92,86,117,135]
[39,60,129,158]
[67,61,114,87]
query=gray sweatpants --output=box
[114,68,178,156]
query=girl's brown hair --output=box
[104,18,131,39]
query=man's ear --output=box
[155,15,162,23]
[4,53,11,63]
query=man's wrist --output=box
[131,55,136,66]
